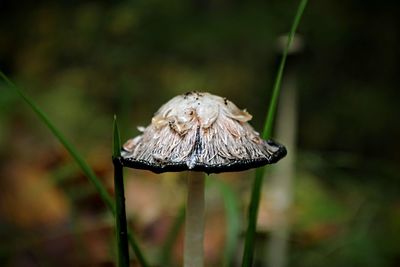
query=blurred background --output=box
[1,0,399,266]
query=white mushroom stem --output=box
[184,171,205,267]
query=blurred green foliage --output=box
[1,0,399,266]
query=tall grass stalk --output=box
[113,117,130,267]
[0,71,149,267]
[241,0,308,266]
[208,177,241,267]
[0,72,114,211]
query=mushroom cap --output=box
[121,91,286,174]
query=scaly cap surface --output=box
[121,91,286,173]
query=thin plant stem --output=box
[0,71,114,212]
[184,172,205,267]
[242,168,265,267]
[113,158,130,267]
[241,0,308,266]
[0,71,149,267]
[207,177,241,267]
[262,0,308,140]
[127,232,148,267]
[113,117,130,267]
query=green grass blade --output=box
[241,0,308,266]
[0,71,114,213]
[127,232,149,267]
[113,116,150,267]
[113,115,122,157]
[209,178,241,267]
[113,116,130,267]
[242,168,265,267]
[0,71,149,267]
[262,0,308,140]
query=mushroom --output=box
[120,91,286,267]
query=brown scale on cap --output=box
[121,91,286,173]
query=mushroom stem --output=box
[184,171,205,267]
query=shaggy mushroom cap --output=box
[121,91,286,174]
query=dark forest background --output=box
[0,0,399,266]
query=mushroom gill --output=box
[121,91,286,173]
